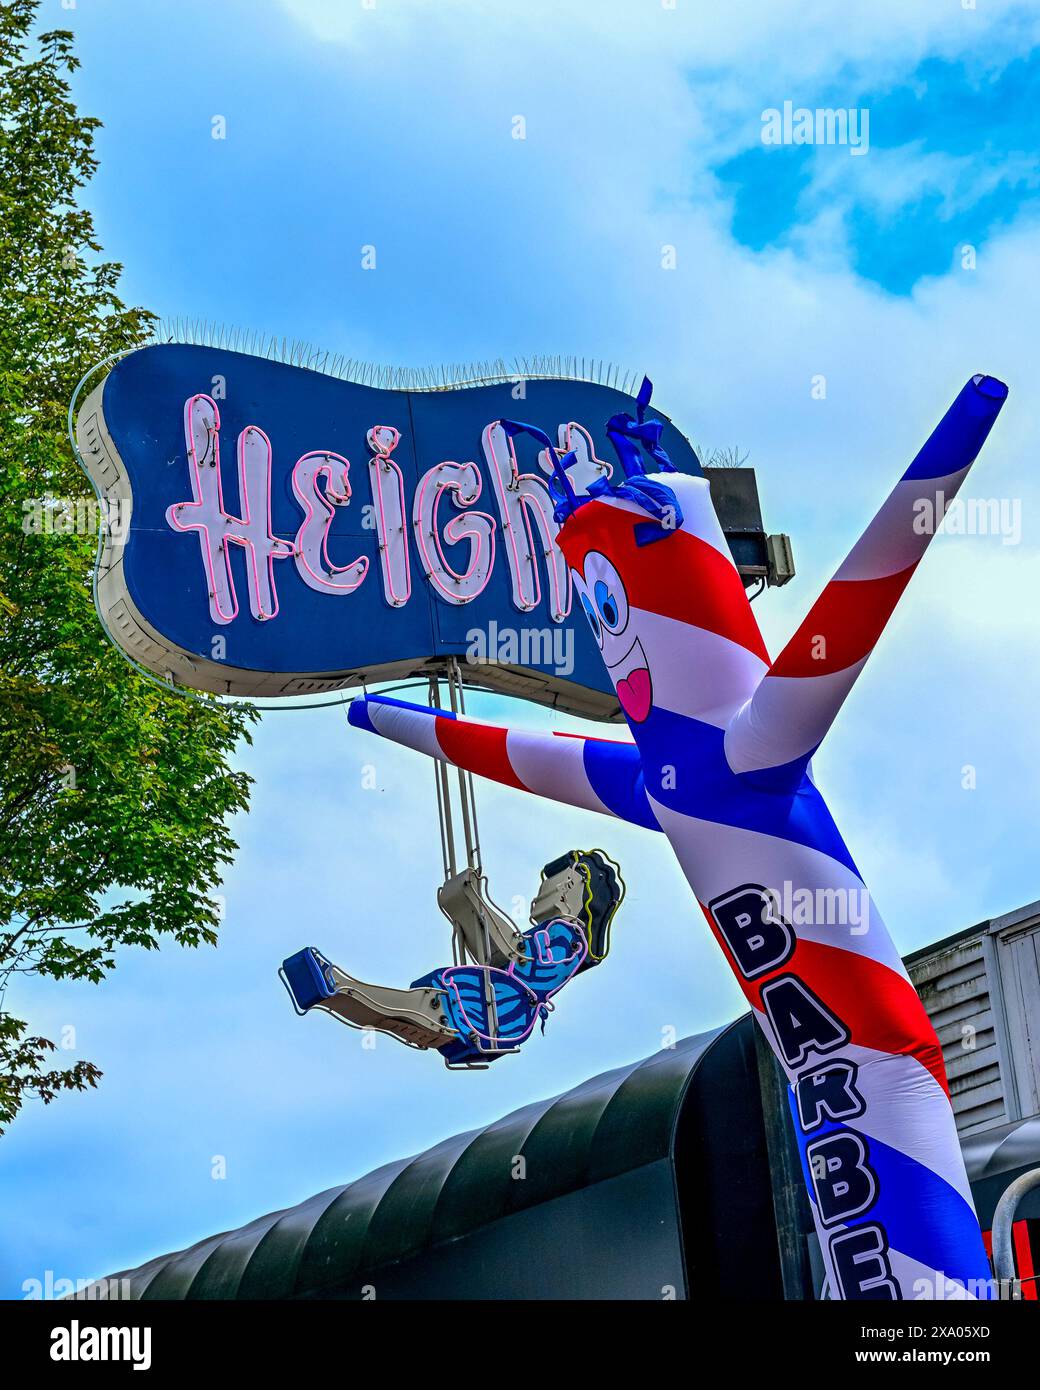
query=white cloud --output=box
[280,0,1038,74]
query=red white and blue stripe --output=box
[349,375,1007,1300]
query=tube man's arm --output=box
[348,693,660,830]
[725,375,1008,782]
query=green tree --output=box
[0,0,255,1133]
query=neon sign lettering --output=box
[291,451,368,595]
[166,394,583,625]
[166,395,294,625]
[482,421,570,623]
[412,459,495,605]
[366,426,411,608]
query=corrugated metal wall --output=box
[907,902,1040,1135]
[910,933,1006,1131]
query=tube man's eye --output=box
[585,554,629,636]
[594,579,621,631]
[579,590,602,645]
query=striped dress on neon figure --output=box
[348,374,1007,1300]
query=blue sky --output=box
[3,0,1040,1297]
[717,49,1040,290]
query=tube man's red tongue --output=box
[616,666,652,723]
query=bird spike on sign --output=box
[348,374,1009,1301]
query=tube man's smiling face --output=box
[571,550,653,723]
[559,475,770,735]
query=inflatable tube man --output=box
[348,374,1007,1300]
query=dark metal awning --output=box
[75,1006,1040,1301]
[963,1117,1040,1183]
[84,1025,735,1301]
